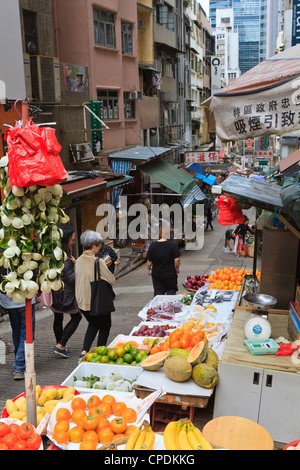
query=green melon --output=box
[188,341,207,366]
[140,351,169,371]
[204,348,219,371]
[163,356,192,382]
[170,348,190,359]
[192,363,219,389]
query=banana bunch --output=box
[5,386,75,423]
[125,421,155,450]
[164,419,214,451]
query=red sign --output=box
[253,150,273,159]
[185,151,220,164]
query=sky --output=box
[201,0,210,16]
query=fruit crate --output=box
[150,402,195,432]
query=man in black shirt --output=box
[147,237,181,297]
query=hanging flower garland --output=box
[0,155,70,302]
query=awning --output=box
[139,157,197,195]
[220,174,283,210]
[62,176,107,197]
[279,148,300,174]
[203,44,300,142]
[106,175,133,188]
[109,145,171,162]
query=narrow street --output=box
[0,219,255,425]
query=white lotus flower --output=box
[53,246,63,261]
[47,269,58,280]
[32,253,42,261]
[0,156,8,167]
[50,279,62,291]
[6,272,18,282]
[12,291,26,303]
[41,280,52,293]
[3,239,21,258]
[23,270,34,281]
[1,214,13,227]
[0,229,4,240]
[12,217,24,229]
[21,214,33,225]
[5,281,19,293]
[12,186,25,197]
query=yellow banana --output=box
[178,424,194,451]
[187,423,203,450]
[142,423,155,450]
[125,427,141,450]
[191,423,214,450]
[134,427,147,450]
[163,421,178,450]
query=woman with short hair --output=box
[75,231,115,361]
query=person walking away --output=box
[75,231,115,361]
[97,237,118,299]
[51,225,81,358]
[0,264,36,379]
[205,207,214,231]
[147,224,181,296]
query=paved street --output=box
[0,218,256,428]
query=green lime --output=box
[115,358,124,365]
[100,355,109,363]
[130,348,139,358]
[123,343,132,353]
[108,350,118,361]
[96,346,108,355]
[131,360,137,366]
[135,353,145,363]
[116,348,125,358]
[123,353,133,364]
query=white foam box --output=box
[61,362,143,388]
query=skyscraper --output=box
[209,0,261,74]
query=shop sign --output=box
[185,151,219,164]
[210,77,300,141]
[253,150,273,159]
[200,164,228,174]
[292,0,300,46]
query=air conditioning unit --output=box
[23,54,32,99]
[70,142,94,162]
[30,55,61,102]
[138,19,145,28]
[129,90,143,100]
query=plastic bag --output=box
[5,121,68,187]
[217,195,244,226]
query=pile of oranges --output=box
[150,320,214,354]
[206,268,261,291]
[52,394,138,450]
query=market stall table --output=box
[213,308,300,444]
[202,416,274,450]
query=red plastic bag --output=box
[5,121,68,187]
[217,195,244,226]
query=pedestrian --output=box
[0,274,36,380]
[51,225,82,358]
[224,228,235,251]
[147,224,181,296]
[97,237,118,274]
[205,207,214,231]
[75,231,115,361]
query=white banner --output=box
[185,151,219,164]
[210,76,300,142]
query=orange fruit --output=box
[112,402,127,417]
[79,440,97,450]
[98,427,115,445]
[56,408,71,422]
[54,420,69,433]
[121,408,137,424]
[87,395,101,410]
[125,425,138,436]
[53,430,69,446]
[71,397,86,411]
[110,417,127,434]
[101,395,116,407]
[97,402,112,419]
[69,425,85,443]
[82,430,99,444]
[96,416,111,433]
[71,409,87,426]
[112,433,126,440]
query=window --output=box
[154,5,175,31]
[124,93,135,119]
[23,9,38,54]
[122,23,133,54]
[97,90,119,120]
[94,8,116,48]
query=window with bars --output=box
[123,93,136,119]
[122,23,133,54]
[94,8,116,48]
[97,90,119,120]
[154,5,175,31]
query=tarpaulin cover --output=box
[5,120,68,187]
[281,177,300,228]
[205,45,300,142]
[217,194,244,226]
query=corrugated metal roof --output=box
[109,145,171,161]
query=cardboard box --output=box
[288,302,300,342]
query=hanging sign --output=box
[185,151,219,164]
[292,0,300,46]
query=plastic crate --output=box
[150,402,195,432]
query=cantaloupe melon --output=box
[163,356,192,382]
[192,363,218,389]
[140,350,169,370]
[170,348,190,359]
[204,348,219,370]
[188,341,207,366]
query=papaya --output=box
[41,388,58,400]
[9,411,26,420]
[5,399,18,416]
[140,351,170,371]
[163,356,192,382]
[15,396,26,412]
[170,348,189,359]
[192,363,219,389]
[204,348,219,371]
[188,341,207,366]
